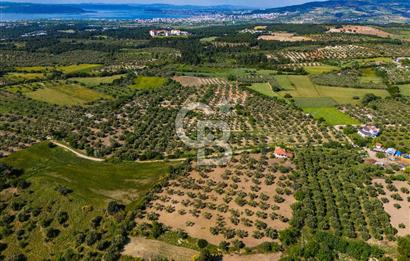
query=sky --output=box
[9,0,322,8]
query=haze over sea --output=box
[1,8,192,21]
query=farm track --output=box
[51,141,105,162]
[52,140,187,163]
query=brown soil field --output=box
[258,32,313,42]
[373,178,410,236]
[328,26,392,38]
[141,154,295,247]
[173,76,227,87]
[122,237,198,261]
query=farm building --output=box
[358,125,380,138]
[386,148,397,156]
[373,143,384,152]
[274,147,293,159]
[149,29,189,37]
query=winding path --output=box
[51,141,105,162]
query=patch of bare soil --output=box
[328,26,392,38]
[173,76,227,87]
[373,178,410,236]
[122,236,198,261]
[223,253,282,261]
[141,154,295,248]
[258,32,312,42]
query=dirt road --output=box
[51,141,105,162]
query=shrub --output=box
[151,221,164,239]
[46,228,60,239]
[219,241,229,251]
[107,201,125,215]
[57,211,69,224]
[197,239,208,249]
[279,228,299,246]
[197,248,213,261]
[398,236,410,260]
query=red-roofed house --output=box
[274,147,293,159]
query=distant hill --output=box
[251,0,410,23]
[0,2,88,14]
[0,2,247,15]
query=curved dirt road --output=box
[51,141,105,162]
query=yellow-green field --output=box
[15,66,52,72]
[360,68,384,84]
[4,72,46,81]
[6,81,111,106]
[130,76,167,89]
[15,64,102,74]
[315,85,389,104]
[274,75,295,90]
[277,75,321,96]
[341,57,394,67]
[248,82,277,97]
[399,84,410,96]
[200,36,217,43]
[275,75,390,104]
[70,74,125,86]
[303,107,360,125]
[2,72,48,84]
[56,64,102,74]
[303,65,340,74]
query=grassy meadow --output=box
[272,75,390,104]
[56,64,103,74]
[303,107,361,125]
[70,75,125,87]
[15,64,102,74]
[6,81,111,106]
[0,142,175,259]
[131,76,167,89]
[248,82,277,97]
[303,65,339,74]
[399,84,410,96]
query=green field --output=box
[15,66,52,72]
[174,64,276,79]
[340,57,394,68]
[200,36,217,43]
[248,82,277,97]
[303,65,340,74]
[360,68,384,84]
[56,64,103,74]
[274,75,390,104]
[0,143,174,258]
[131,76,168,89]
[315,85,390,104]
[70,74,125,86]
[303,107,361,125]
[399,84,410,96]
[277,75,320,96]
[4,72,47,81]
[7,81,111,106]
[294,97,338,108]
[15,64,102,74]
[274,75,295,90]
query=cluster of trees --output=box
[282,231,385,261]
[0,163,27,191]
[291,147,396,241]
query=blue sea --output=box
[0,9,192,21]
